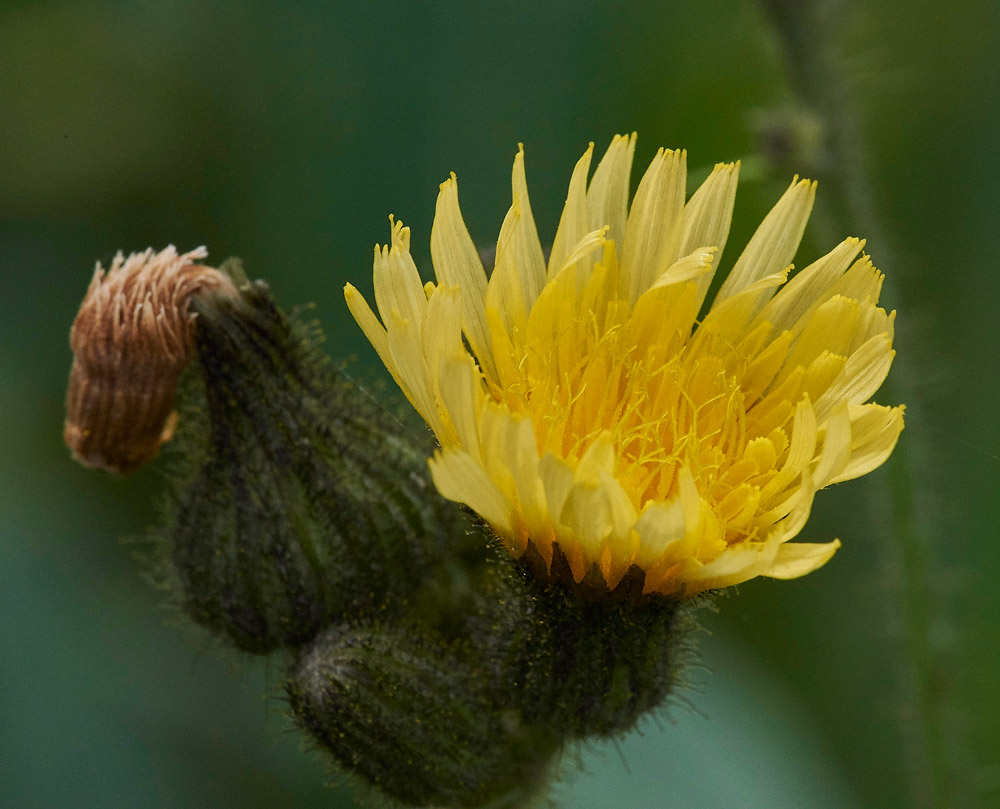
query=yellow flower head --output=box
[346,135,904,597]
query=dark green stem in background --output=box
[758,2,963,808]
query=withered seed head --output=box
[65,245,238,473]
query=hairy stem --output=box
[758,2,962,807]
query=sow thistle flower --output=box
[346,135,904,597]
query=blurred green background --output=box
[2,1,997,807]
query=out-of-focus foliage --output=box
[1,1,996,807]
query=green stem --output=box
[758,2,961,807]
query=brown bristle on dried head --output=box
[64,245,238,473]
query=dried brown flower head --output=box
[65,245,238,473]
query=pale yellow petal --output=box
[485,204,530,337]
[484,303,521,390]
[437,354,485,459]
[430,174,497,382]
[422,284,464,374]
[829,404,905,484]
[850,302,895,354]
[716,176,816,306]
[421,285,466,444]
[561,480,614,556]
[801,352,847,408]
[741,331,793,407]
[771,468,817,539]
[556,227,609,280]
[496,413,551,542]
[548,143,595,279]
[344,282,392,374]
[575,432,616,482]
[824,254,885,307]
[763,539,841,579]
[599,470,639,541]
[755,237,865,333]
[679,161,740,309]
[429,449,513,534]
[813,401,852,487]
[626,274,700,360]
[782,296,860,375]
[587,133,637,252]
[387,311,446,439]
[647,247,716,291]
[683,537,782,591]
[510,144,547,304]
[486,208,541,340]
[483,146,548,341]
[621,147,687,302]
[696,267,790,346]
[538,453,576,533]
[634,499,687,560]
[760,396,817,503]
[373,218,426,328]
[556,433,637,559]
[814,334,894,414]
[524,257,582,383]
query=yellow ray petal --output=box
[814,334,895,413]
[438,353,486,461]
[825,254,885,307]
[782,296,860,375]
[621,147,687,303]
[510,143,547,303]
[813,401,853,487]
[679,161,740,309]
[647,246,716,291]
[344,282,392,375]
[634,499,687,561]
[373,217,426,329]
[387,311,447,440]
[627,274,700,359]
[763,539,841,579]
[850,302,895,353]
[683,537,782,592]
[760,396,817,503]
[422,284,464,375]
[483,147,548,341]
[429,448,513,534]
[587,133,636,252]
[486,203,531,338]
[560,480,614,557]
[538,452,576,533]
[495,411,551,543]
[548,143,595,279]
[716,176,816,306]
[829,403,905,484]
[430,174,498,382]
[755,237,865,333]
[697,267,790,346]
[771,469,817,540]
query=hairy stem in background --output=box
[758,1,962,807]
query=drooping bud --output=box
[157,273,476,653]
[65,246,237,473]
[287,622,558,809]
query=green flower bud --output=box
[154,268,472,653]
[287,622,558,809]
